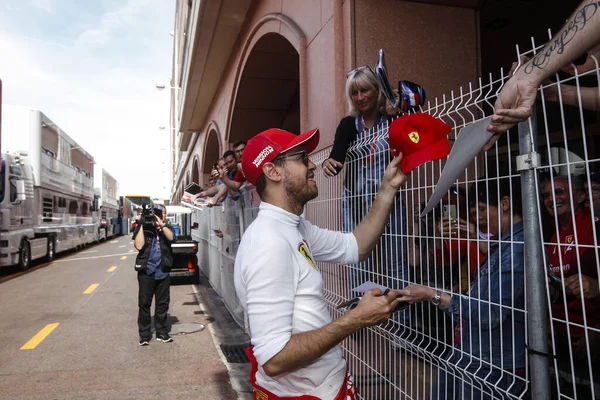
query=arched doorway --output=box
[229,33,300,145]
[202,127,221,185]
[191,155,200,185]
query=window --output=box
[9,178,17,203]
[68,200,78,215]
[43,197,53,222]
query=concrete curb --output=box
[192,273,253,399]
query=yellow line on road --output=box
[108,266,117,272]
[129,249,134,253]
[21,323,59,350]
[83,283,99,294]
[120,256,127,260]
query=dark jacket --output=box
[132,223,175,272]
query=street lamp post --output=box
[155,19,181,204]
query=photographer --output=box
[133,203,176,346]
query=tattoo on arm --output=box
[526,1,600,74]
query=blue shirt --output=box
[145,235,169,280]
[446,221,525,369]
[227,169,240,201]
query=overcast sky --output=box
[0,0,175,199]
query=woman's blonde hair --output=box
[345,68,386,117]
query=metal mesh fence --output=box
[191,39,600,400]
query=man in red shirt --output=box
[543,175,600,367]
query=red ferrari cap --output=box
[242,128,320,185]
[389,113,451,172]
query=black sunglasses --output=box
[274,149,309,165]
[346,65,374,78]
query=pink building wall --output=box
[180,0,479,188]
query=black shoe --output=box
[156,333,173,343]
[139,338,150,346]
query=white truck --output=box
[93,164,120,241]
[0,105,100,270]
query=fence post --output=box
[516,108,551,398]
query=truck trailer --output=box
[93,164,120,241]
[0,105,100,270]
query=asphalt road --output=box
[0,235,249,400]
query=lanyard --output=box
[355,114,382,164]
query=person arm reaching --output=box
[206,184,228,207]
[486,0,600,149]
[220,169,244,194]
[261,287,402,376]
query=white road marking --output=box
[55,252,133,262]
[119,245,126,248]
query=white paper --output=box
[351,281,388,294]
[421,116,494,216]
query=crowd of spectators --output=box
[194,140,249,207]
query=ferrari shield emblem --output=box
[298,241,316,270]
[409,131,420,143]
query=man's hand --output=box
[485,75,539,150]
[347,288,403,327]
[154,214,165,229]
[322,158,343,177]
[218,166,228,180]
[381,153,408,192]
[397,284,435,304]
[564,274,600,299]
[438,216,475,238]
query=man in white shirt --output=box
[234,127,408,399]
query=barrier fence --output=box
[189,42,599,400]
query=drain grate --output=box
[220,343,251,363]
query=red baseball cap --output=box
[388,113,451,173]
[242,127,320,185]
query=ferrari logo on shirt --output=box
[298,241,316,270]
[255,390,268,400]
[566,236,573,244]
[409,131,420,143]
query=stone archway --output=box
[229,33,300,146]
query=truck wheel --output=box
[18,240,31,271]
[46,236,55,262]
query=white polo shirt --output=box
[234,202,359,398]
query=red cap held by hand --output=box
[388,113,451,172]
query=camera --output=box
[141,204,163,228]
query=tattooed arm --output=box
[485,0,600,148]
